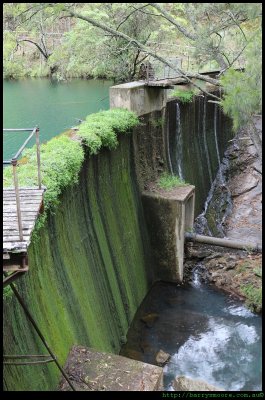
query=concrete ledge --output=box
[59,345,163,391]
[110,81,167,116]
[142,185,195,282]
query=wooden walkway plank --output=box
[3,187,45,254]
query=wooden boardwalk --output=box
[3,187,45,253]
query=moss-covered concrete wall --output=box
[167,96,233,216]
[3,134,152,391]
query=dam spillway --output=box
[3,81,234,391]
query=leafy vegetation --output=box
[241,283,262,313]
[3,135,84,216]
[3,283,15,300]
[170,89,195,103]
[158,172,189,190]
[78,108,139,154]
[3,108,138,225]
[3,3,262,156]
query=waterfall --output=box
[176,102,184,179]
[214,104,221,167]
[194,154,233,237]
[167,112,174,175]
[202,97,213,184]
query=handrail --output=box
[3,127,42,241]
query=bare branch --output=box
[17,38,50,59]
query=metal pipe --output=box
[185,232,262,252]
[35,127,42,189]
[11,159,23,241]
[4,277,76,391]
[3,128,35,132]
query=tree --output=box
[3,3,262,156]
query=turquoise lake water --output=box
[3,78,112,161]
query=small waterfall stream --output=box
[120,96,261,392]
[175,102,184,179]
[202,97,213,184]
[214,104,221,167]
[194,152,233,237]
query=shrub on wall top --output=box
[3,108,139,217]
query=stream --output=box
[120,278,262,391]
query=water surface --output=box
[3,78,112,160]
[121,281,262,391]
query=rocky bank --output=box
[184,116,262,313]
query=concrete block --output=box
[59,345,163,391]
[109,81,167,116]
[142,185,195,282]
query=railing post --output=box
[11,158,23,241]
[35,126,41,189]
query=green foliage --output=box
[170,89,195,103]
[220,26,262,131]
[78,108,139,154]
[3,109,138,236]
[241,283,262,312]
[158,172,189,190]
[220,68,261,131]
[3,135,85,217]
[3,283,15,300]
[254,267,262,278]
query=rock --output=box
[140,313,159,328]
[186,248,211,259]
[205,252,223,260]
[172,376,223,391]
[231,174,258,197]
[225,262,236,270]
[155,350,170,366]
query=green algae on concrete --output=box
[3,126,152,390]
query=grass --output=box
[170,89,195,103]
[241,283,262,313]
[254,267,262,278]
[158,172,189,190]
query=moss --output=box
[3,108,139,232]
[78,108,139,154]
[3,134,151,391]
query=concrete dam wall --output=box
[167,96,233,216]
[3,133,153,391]
[3,84,233,391]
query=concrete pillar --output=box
[109,81,167,116]
[142,185,195,283]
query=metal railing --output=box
[3,127,42,242]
